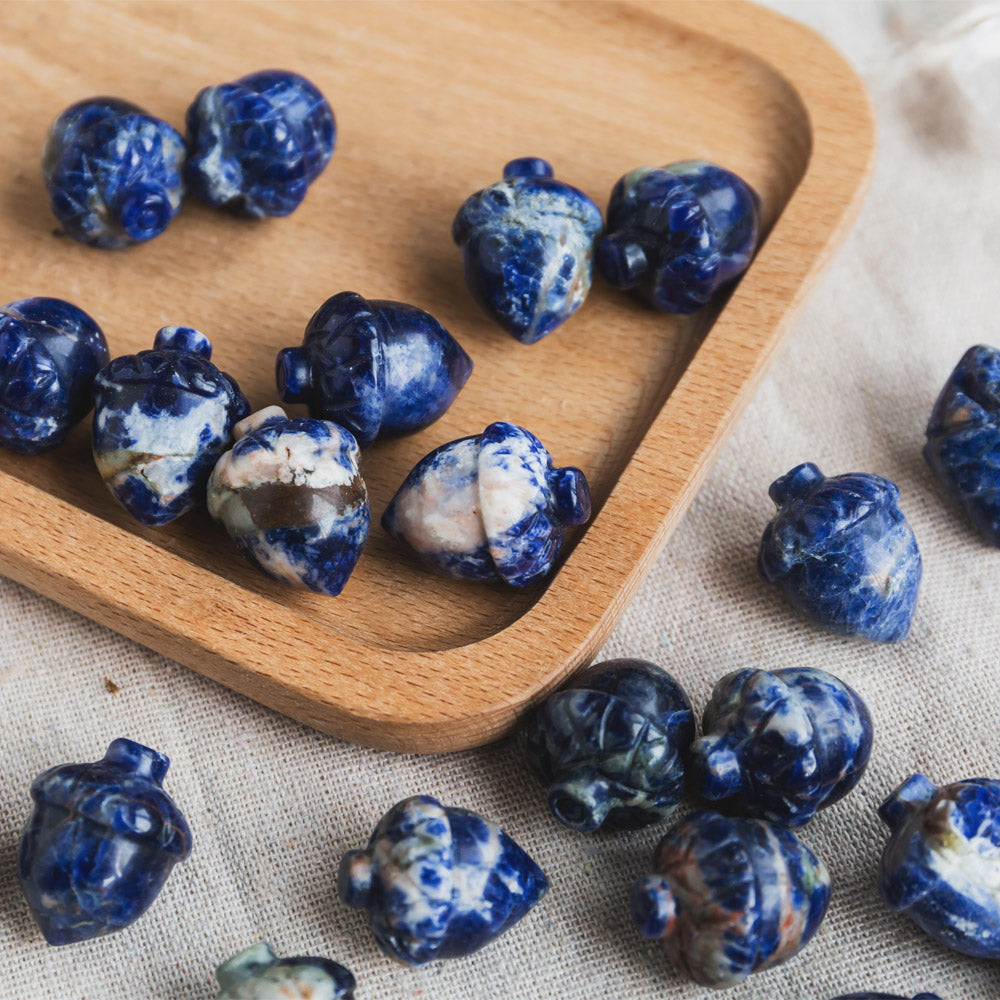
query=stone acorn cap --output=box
[276,291,473,448]
[215,942,356,999]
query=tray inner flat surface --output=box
[0,2,809,653]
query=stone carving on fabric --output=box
[208,406,369,596]
[216,942,355,999]
[879,774,1000,959]
[453,157,603,344]
[924,344,1000,545]
[690,667,873,828]
[338,794,548,964]
[276,291,473,448]
[92,326,250,526]
[525,657,694,832]
[42,97,185,248]
[0,297,109,454]
[185,69,335,217]
[830,994,944,999]
[382,421,590,586]
[630,809,830,988]
[758,462,922,642]
[18,738,191,945]
[596,160,760,313]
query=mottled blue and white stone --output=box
[42,97,185,248]
[339,795,548,965]
[0,297,109,454]
[453,157,604,344]
[185,69,335,218]
[630,810,830,988]
[18,738,191,946]
[596,160,761,313]
[277,291,473,448]
[924,344,1000,545]
[831,994,944,999]
[92,327,250,526]
[758,462,922,642]
[216,942,355,999]
[525,658,694,832]
[382,421,590,586]
[879,774,1000,959]
[208,406,369,597]
[690,667,873,828]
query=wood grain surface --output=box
[0,1,874,751]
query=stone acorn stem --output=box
[153,325,213,360]
[550,466,591,526]
[216,942,278,989]
[503,157,554,180]
[116,184,173,244]
[276,346,312,404]
[768,461,824,506]
[547,772,612,833]
[879,773,936,830]
[103,737,170,784]
[688,735,744,801]
[338,849,373,910]
[233,405,287,441]
[595,233,648,289]
[630,874,679,941]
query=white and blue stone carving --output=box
[382,421,590,586]
[92,326,250,526]
[453,157,604,344]
[525,658,694,832]
[924,344,1000,545]
[630,810,830,988]
[216,942,355,999]
[831,994,943,999]
[0,297,109,454]
[339,794,548,965]
[596,160,761,313]
[879,774,1000,959]
[18,738,191,945]
[42,97,185,248]
[276,291,473,448]
[208,406,369,597]
[690,667,873,828]
[758,462,922,642]
[185,69,335,218]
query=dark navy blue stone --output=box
[758,462,922,642]
[0,297,109,454]
[216,942,355,999]
[525,658,694,832]
[879,774,1000,959]
[382,421,590,586]
[185,69,335,218]
[92,326,250,526]
[339,795,547,964]
[630,809,830,987]
[831,994,944,999]
[924,344,1000,545]
[42,97,185,248]
[276,291,473,448]
[690,667,873,828]
[453,158,604,344]
[596,160,761,313]
[18,738,191,945]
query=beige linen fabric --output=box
[3,2,1000,997]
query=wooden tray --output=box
[0,0,873,752]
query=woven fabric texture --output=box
[3,2,1000,998]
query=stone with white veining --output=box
[216,942,355,999]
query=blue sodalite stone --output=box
[216,942,355,999]
[207,406,369,597]
[924,344,1000,545]
[339,794,547,965]
[92,326,250,526]
[596,160,761,313]
[831,994,944,999]
[0,297,109,454]
[525,658,694,832]
[758,462,922,642]
[879,774,1000,958]
[276,291,473,448]
[18,738,191,945]
[42,97,185,248]
[630,810,829,988]
[453,157,604,344]
[382,421,590,586]
[185,69,335,218]
[690,667,873,828]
